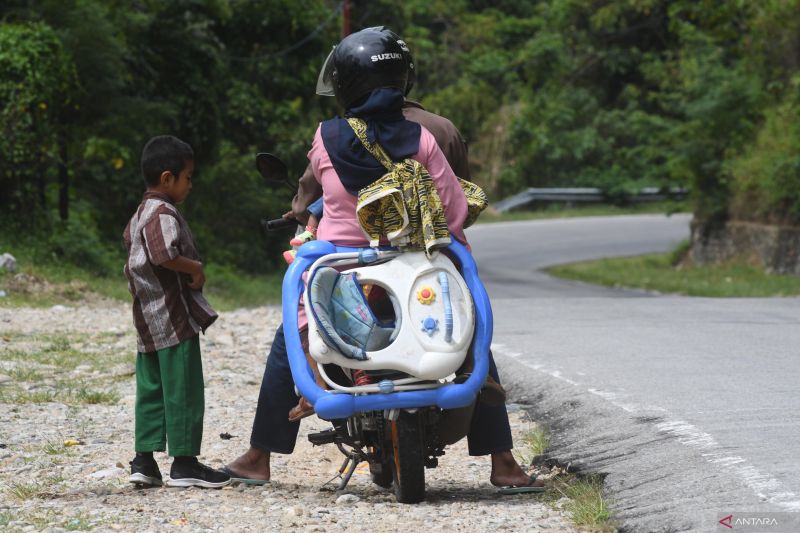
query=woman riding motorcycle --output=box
[225,27,543,494]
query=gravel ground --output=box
[0,302,579,532]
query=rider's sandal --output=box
[220,466,269,486]
[497,475,546,495]
[288,398,315,422]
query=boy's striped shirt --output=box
[123,191,217,353]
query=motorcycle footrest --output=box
[308,429,337,446]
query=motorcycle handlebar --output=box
[262,217,298,231]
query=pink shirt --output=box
[308,125,469,248]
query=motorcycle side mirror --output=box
[255,152,297,190]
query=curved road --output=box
[467,214,800,533]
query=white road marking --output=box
[491,342,800,511]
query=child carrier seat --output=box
[306,251,475,381]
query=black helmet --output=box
[316,27,409,108]
[402,38,416,96]
[365,26,416,96]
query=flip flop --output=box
[287,399,315,423]
[221,466,269,486]
[497,475,546,495]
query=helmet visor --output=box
[315,47,336,96]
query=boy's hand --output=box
[161,256,206,290]
[187,262,205,290]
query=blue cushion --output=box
[309,267,396,361]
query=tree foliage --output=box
[1,0,799,276]
[0,22,77,216]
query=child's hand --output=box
[188,262,206,290]
[161,256,206,289]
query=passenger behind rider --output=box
[225,27,543,492]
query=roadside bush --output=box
[728,86,800,225]
[44,207,122,277]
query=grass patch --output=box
[523,426,550,457]
[549,474,615,532]
[203,264,283,310]
[0,384,120,406]
[0,332,126,406]
[0,261,130,308]
[6,366,43,382]
[0,246,283,310]
[520,425,615,531]
[478,200,689,223]
[74,387,120,405]
[548,241,800,297]
[4,475,65,500]
[41,438,71,456]
[2,332,123,371]
[0,509,97,531]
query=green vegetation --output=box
[551,474,615,533]
[3,475,65,501]
[549,242,800,297]
[2,1,799,283]
[203,264,284,311]
[0,332,126,406]
[521,425,614,532]
[523,426,551,457]
[0,234,284,309]
[479,200,689,223]
[0,509,97,531]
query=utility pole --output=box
[342,0,351,37]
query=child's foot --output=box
[167,457,231,488]
[283,249,296,264]
[129,454,163,487]
[290,227,317,247]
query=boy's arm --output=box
[161,256,205,290]
[141,213,205,290]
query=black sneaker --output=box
[167,457,231,488]
[129,454,163,487]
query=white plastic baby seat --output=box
[306,251,475,381]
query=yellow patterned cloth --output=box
[348,118,487,256]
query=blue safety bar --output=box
[282,238,493,420]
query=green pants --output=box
[135,335,204,457]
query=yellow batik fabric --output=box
[347,118,487,256]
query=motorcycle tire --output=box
[369,457,393,488]
[389,411,426,503]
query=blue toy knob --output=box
[378,379,395,394]
[421,316,438,336]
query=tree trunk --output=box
[58,136,69,221]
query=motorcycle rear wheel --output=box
[369,457,393,488]
[389,411,426,503]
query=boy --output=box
[123,135,230,488]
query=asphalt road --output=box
[466,214,800,533]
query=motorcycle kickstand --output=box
[337,453,360,491]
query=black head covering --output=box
[320,88,421,195]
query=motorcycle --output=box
[258,153,492,504]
